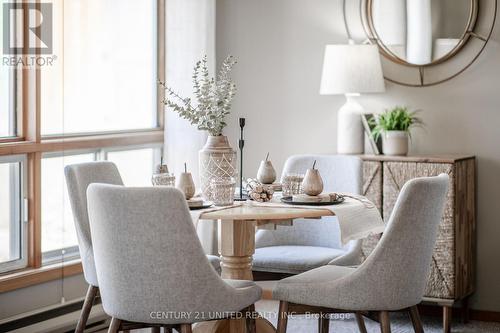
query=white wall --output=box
[217,0,500,311]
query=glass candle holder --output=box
[151,173,176,187]
[282,173,304,196]
[211,177,236,206]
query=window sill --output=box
[0,260,83,293]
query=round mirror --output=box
[366,0,478,66]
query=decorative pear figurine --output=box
[302,160,324,196]
[257,153,277,184]
[177,163,195,200]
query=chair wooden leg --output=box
[76,285,99,333]
[276,301,289,333]
[408,306,424,333]
[246,304,257,333]
[180,324,192,333]
[443,306,452,333]
[355,312,368,333]
[318,314,329,333]
[379,311,391,333]
[108,317,122,333]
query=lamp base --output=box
[337,95,364,155]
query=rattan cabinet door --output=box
[383,161,455,299]
[361,161,383,261]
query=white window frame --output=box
[0,154,27,273]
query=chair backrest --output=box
[86,184,246,324]
[64,161,123,286]
[339,174,449,310]
[256,155,362,249]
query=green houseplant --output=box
[159,55,238,200]
[370,106,423,156]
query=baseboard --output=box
[0,299,107,333]
[470,310,500,323]
[419,304,500,323]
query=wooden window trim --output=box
[0,130,164,157]
[0,260,83,293]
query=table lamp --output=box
[320,44,385,154]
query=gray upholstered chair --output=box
[252,155,363,276]
[65,162,124,333]
[65,162,221,332]
[273,174,450,333]
[86,184,262,333]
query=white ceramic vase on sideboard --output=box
[337,95,364,155]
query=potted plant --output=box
[159,55,237,200]
[370,106,423,156]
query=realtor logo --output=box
[2,2,53,55]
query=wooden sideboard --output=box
[360,154,476,333]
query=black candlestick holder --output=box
[235,117,249,201]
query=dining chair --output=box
[65,162,221,332]
[273,174,450,333]
[65,162,124,333]
[252,155,364,277]
[87,184,262,333]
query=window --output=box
[41,152,96,262]
[0,0,165,290]
[106,146,161,186]
[41,0,158,135]
[0,156,26,273]
[0,67,13,137]
[0,0,17,139]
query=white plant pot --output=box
[382,131,409,156]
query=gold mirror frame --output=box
[361,0,497,87]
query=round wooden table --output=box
[193,203,333,333]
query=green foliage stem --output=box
[159,55,237,136]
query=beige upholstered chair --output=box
[87,184,262,333]
[253,155,363,277]
[65,162,220,332]
[273,174,449,333]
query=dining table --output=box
[190,197,385,333]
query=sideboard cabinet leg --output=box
[443,306,452,333]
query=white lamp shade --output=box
[320,44,386,95]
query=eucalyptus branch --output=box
[159,55,237,136]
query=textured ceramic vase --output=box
[382,131,409,156]
[302,169,324,196]
[199,135,237,200]
[257,160,277,184]
[177,172,195,200]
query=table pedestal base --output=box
[219,220,256,280]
